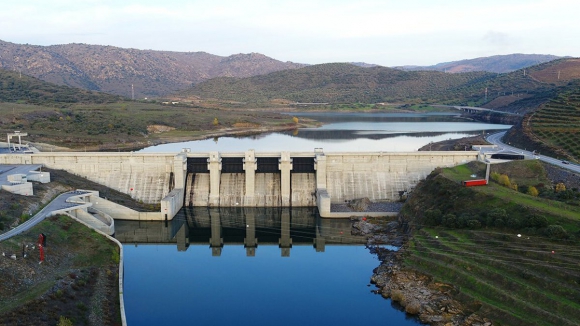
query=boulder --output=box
[347,197,371,211]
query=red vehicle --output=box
[463,179,488,187]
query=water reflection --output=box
[138,112,510,152]
[114,207,368,257]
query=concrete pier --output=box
[279,151,292,206]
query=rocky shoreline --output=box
[352,217,493,326]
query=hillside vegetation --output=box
[0,69,121,105]
[0,67,313,150]
[504,79,580,163]
[183,58,580,114]
[528,81,580,161]
[0,100,306,150]
[0,215,121,325]
[0,40,305,98]
[401,161,580,326]
[183,63,495,105]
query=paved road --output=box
[0,190,90,242]
[486,131,580,173]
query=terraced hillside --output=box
[528,81,580,162]
[401,161,580,325]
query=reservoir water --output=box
[139,112,512,152]
[118,207,423,326]
[122,112,511,325]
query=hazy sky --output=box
[1,0,578,66]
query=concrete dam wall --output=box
[1,150,479,218]
[0,152,182,205]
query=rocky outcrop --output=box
[356,218,492,326]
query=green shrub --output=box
[443,213,457,228]
[545,225,568,239]
[466,219,482,229]
[423,209,442,226]
[527,215,548,228]
[57,316,73,326]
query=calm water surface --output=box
[139,112,511,152]
[124,244,420,326]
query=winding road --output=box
[0,190,90,242]
[486,131,580,173]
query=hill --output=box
[396,54,560,73]
[396,160,580,326]
[178,58,580,114]
[0,40,305,98]
[504,79,580,163]
[0,68,122,105]
[182,63,495,105]
[181,58,580,113]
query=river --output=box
[121,112,511,325]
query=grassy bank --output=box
[0,101,316,150]
[0,215,121,325]
[401,160,580,325]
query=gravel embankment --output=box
[331,201,404,212]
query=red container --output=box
[463,179,488,187]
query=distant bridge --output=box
[434,105,521,115]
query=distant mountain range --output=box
[395,54,560,73]
[0,40,305,98]
[0,40,567,100]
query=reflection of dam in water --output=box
[114,207,368,256]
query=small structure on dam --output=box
[0,149,479,219]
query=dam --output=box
[0,149,479,218]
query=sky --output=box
[1,0,579,66]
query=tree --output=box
[545,225,568,239]
[498,174,511,188]
[292,116,299,124]
[527,186,539,197]
[555,182,566,192]
[213,117,219,126]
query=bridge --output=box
[433,104,521,115]
[0,150,479,219]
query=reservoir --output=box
[121,112,510,325]
[139,112,512,152]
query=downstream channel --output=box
[119,112,511,325]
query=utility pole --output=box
[558,70,561,80]
[485,87,488,101]
[131,84,135,100]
